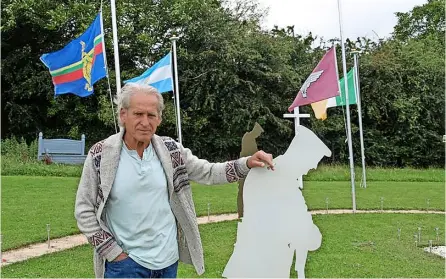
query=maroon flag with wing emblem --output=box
[288,47,340,112]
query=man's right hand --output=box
[112,252,128,262]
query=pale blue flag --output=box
[125,52,173,93]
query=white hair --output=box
[115,83,165,127]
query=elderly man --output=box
[74,83,274,278]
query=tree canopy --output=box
[2,0,444,167]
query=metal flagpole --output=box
[352,51,367,188]
[99,7,118,133]
[337,0,356,212]
[170,50,180,142]
[172,93,180,141]
[334,45,349,142]
[110,0,122,95]
[170,36,183,144]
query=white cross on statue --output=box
[283,107,311,189]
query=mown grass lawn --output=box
[2,174,444,250]
[2,157,444,182]
[1,176,80,251]
[2,214,444,278]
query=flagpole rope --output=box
[100,2,118,133]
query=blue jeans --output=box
[104,257,178,278]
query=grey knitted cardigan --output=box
[74,130,250,277]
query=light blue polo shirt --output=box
[105,142,179,270]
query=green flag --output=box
[326,67,357,108]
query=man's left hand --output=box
[247,151,274,171]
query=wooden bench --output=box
[37,132,87,164]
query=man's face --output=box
[120,92,162,143]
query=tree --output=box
[2,0,444,166]
[393,0,445,43]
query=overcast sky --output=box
[255,0,427,41]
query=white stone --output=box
[423,246,446,258]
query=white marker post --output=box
[283,107,310,189]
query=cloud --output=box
[256,0,427,40]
